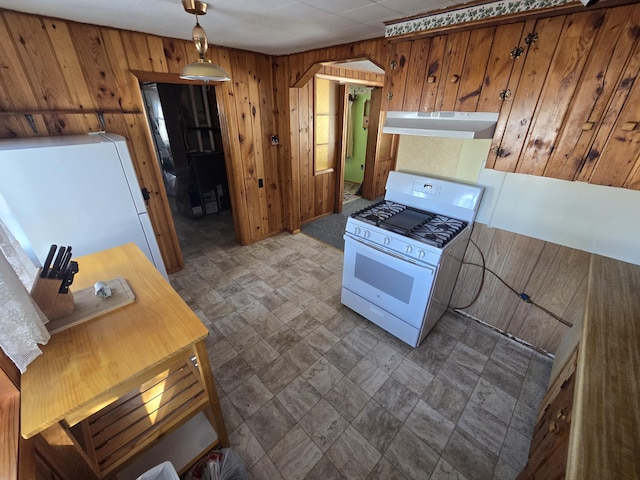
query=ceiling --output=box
[0,0,464,56]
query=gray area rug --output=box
[301,196,382,250]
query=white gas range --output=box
[341,171,484,347]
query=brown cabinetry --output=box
[383,3,640,192]
[518,350,576,479]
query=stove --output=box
[341,172,483,347]
[351,201,468,248]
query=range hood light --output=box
[382,111,499,139]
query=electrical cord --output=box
[452,238,573,328]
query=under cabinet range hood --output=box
[382,111,499,139]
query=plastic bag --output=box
[136,461,180,480]
[184,449,247,480]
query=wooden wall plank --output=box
[384,41,413,111]
[3,11,73,110]
[492,16,566,172]
[402,38,431,111]
[455,27,494,112]
[435,31,470,111]
[544,6,640,180]
[476,22,527,114]
[162,37,189,74]
[518,10,605,176]
[419,35,447,113]
[42,18,98,111]
[120,31,154,72]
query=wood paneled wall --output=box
[276,40,389,227]
[0,9,282,274]
[450,223,589,353]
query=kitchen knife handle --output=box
[57,247,73,278]
[48,246,66,279]
[41,244,58,278]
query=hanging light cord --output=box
[452,238,573,328]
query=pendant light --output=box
[180,0,230,83]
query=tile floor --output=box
[169,212,553,480]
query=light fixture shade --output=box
[180,59,231,82]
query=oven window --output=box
[354,253,414,304]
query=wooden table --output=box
[20,243,228,478]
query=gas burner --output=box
[352,201,406,225]
[408,215,467,247]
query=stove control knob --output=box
[418,250,425,259]
[383,237,390,246]
[363,230,370,239]
[405,245,413,254]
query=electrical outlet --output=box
[360,165,364,170]
[270,135,279,146]
[258,178,264,188]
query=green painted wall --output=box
[344,90,371,184]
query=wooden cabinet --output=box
[382,3,640,192]
[518,350,577,480]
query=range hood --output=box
[382,111,499,139]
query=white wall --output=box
[395,135,640,266]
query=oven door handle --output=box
[344,233,432,267]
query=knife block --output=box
[30,269,75,321]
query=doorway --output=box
[141,83,232,225]
[342,86,373,205]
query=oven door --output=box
[342,233,436,329]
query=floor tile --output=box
[469,378,517,424]
[499,427,530,472]
[437,357,480,396]
[269,425,323,480]
[422,377,469,423]
[481,359,525,400]
[240,339,280,372]
[347,358,389,396]
[391,358,435,396]
[343,325,381,356]
[458,321,500,356]
[302,356,344,396]
[366,341,405,374]
[372,377,419,422]
[351,399,403,453]
[227,374,274,420]
[367,457,409,480]
[228,422,265,471]
[303,455,346,480]
[430,457,470,480]
[305,326,341,353]
[324,340,363,375]
[442,428,498,480]
[324,377,370,422]
[447,342,489,376]
[384,426,439,480]
[407,345,448,375]
[298,398,349,452]
[282,339,322,373]
[290,312,323,338]
[509,401,538,439]
[327,425,381,479]
[276,376,322,421]
[492,457,520,480]
[258,356,300,395]
[245,398,297,452]
[405,399,455,454]
[214,356,254,394]
[457,401,508,456]
[266,325,303,354]
[249,454,285,480]
[432,312,469,340]
[490,337,532,378]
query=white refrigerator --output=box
[0,133,168,280]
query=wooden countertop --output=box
[20,243,208,439]
[567,254,640,479]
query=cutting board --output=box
[46,277,135,334]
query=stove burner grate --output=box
[352,201,406,225]
[408,214,467,247]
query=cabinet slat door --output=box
[384,41,413,111]
[491,16,566,172]
[543,5,640,181]
[402,38,431,111]
[435,31,471,111]
[419,35,447,113]
[518,10,606,177]
[455,27,494,112]
[477,22,528,115]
